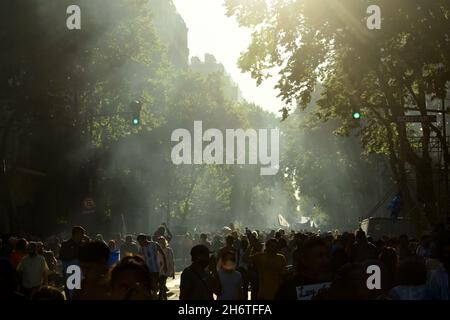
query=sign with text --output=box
[82,197,96,215]
[296,282,331,300]
[83,197,95,210]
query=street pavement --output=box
[167,272,181,300]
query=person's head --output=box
[265,238,279,255]
[156,225,166,236]
[225,235,234,247]
[36,242,44,255]
[324,233,334,247]
[32,286,65,300]
[108,240,116,251]
[221,251,236,271]
[110,255,152,300]
[397,256,427,286]
[190,245,210,269]
[355,229,366,243]
[15,238,28,253]
[125,235,133,244]
[27,242,37,257]
[71,226,86,243]
[200,233,208,241]
[297,237,329,277]
[157,236,167,249]
[379,246,397,273]
[136,234,148,247]
[78,241,110,280]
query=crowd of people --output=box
[1,222,450,300]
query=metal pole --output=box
[442,97,449,226]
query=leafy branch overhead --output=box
[225,0,450,223]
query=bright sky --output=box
[172,0,283,114]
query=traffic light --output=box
[130,100,142,125]
[352,111,361,120]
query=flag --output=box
[278,214,290,228]
[299,216,310,224]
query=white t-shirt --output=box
[17,255,49,288]
[218,269,242,300]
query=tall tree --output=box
[225,0,450,224]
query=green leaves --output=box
[225,0,268,27]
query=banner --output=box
[278,214,290,228]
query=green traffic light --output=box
[132,118,140,125]
[352,112,361,120]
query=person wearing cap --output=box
[180,244,220,300]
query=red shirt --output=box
[10,251,26,270]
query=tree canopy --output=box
[225,0,450,224]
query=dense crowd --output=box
[1,223,449,300]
